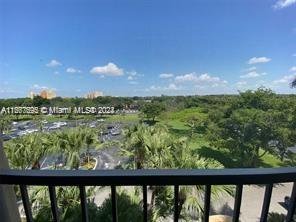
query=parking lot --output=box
[2,118,129,170]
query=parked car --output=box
[1,135,12,141]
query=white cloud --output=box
[46,59,62,67]
[167,83,178,90]
[199,73,221,82]
[149,83,180,92]
[127,71,138,76]
[175,73,227,85]
[31,84,57,92]
[66,67,81,73]
[32,84,48,90]
[126,71,143,81]
[159,73,174,78]
[236,81,248,87]
[247,66,257,71]
[273,0,296,9]
[90,62,124,76]
[273,74,295,85]
[175,73,197,82]
[290,66,296,72]
[248,57,271,64]
[240,71,267,79]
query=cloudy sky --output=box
[0,0,296,98]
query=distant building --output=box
[28,91,35,99]
[85,91,103,99]
[47,90,56,99]
[40,90,56,99]
[40,90,47,99]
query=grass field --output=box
[105,114,140,122]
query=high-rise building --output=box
[85,91,103,99]
[40,90,56,99]
[47,90,56,99]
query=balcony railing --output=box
[0,168,296,222]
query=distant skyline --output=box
[0,0,296,98]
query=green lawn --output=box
[160,107,207,121]
[105,114,140,123]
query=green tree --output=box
[95,190,143,222]
[210,108,287,167]
[238,87,275,111]
[31,186,98,222]
[32,96,50,107]
[184,115,207,137]
[121,124,150,169]
[4,133,49,169]
[292,78,296,88]
[167,137,233,220]
[61,128,87,170]
[141,102,165,122]
[122,124,232,221]
[52,127,101,169]
[0,115,12,133]
[84,127,100,164]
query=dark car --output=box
[1,135,12,141]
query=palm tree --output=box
[169,137,233,220]
[121,124,233,221]
[84,128,99,164]
[4,133,49,169]
[53,127,99,169]
[33,114,45,132]
[95,189,144,222]
[31,186,97,221]
[121,124,149,169]
[0,115,11,136]
[292,78,296,88]
[63,128,86,170]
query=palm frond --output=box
[292,78,296,88]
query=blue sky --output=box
[0,0,296,98]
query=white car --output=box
[26,129,39,134]
[55,121,67,127]
[59,121,67,126]
[17,131,28,136]
[49,125,60,130]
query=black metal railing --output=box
[0,168,296,222]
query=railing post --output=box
[79,186,89,222]
[142,185,148,222]
[233,185,243,222]
[286,182,296,222]
[48,186,60,222]
[204,185,211,222]
[260,184,273,222]
[111,185,118,222]
[0,137,21,222]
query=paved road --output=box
[212,183,293,222]
[95,146,127,169]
